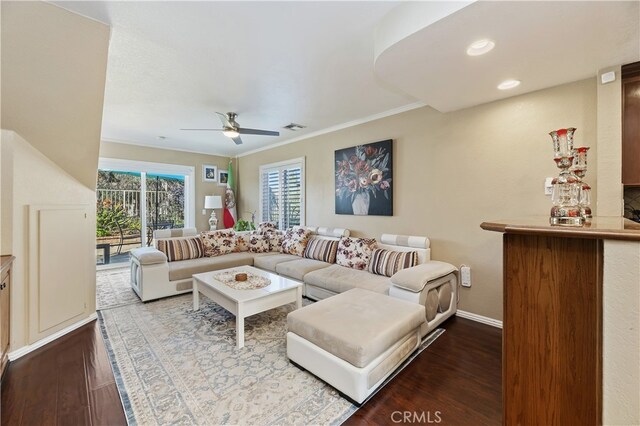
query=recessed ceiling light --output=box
[497,79,521,90]
[466,39,495,56]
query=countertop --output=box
[481,216,640,241]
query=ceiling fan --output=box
[180,112,280,145]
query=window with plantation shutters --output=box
[259,158,305,230]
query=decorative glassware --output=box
[572,147,589,179]
[548,127,590,226]
[579,184,592,222]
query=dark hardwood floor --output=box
[346,317,502,426]
[1,316,501,426]
[1,321,126,426]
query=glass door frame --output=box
[98,157,196,247]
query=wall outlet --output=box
[202,209,207,215]
[460,266,471,287]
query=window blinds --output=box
[260,159,304,230]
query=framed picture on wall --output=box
[335,139,393,216]
[218,169,229,186]
[203,165,217,182]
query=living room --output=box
[1,1,639,425]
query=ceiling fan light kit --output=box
[180,112,280,145]
[222,128,239,138]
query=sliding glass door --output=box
[96,159,195,266]
[146,173,186,233]
[96,170,143,265]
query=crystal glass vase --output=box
[548,127,590,226]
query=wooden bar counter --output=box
[481,217,640,426]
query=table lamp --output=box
[204,195,223,230]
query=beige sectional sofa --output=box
[129,226,458,335]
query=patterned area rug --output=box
[98,270,444,425]
[96,267,140,310]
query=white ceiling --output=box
[53,1,415,157]
[53,1,640,157]
[375,1,640,112]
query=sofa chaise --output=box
[129,226,458,336]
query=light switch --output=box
[544,177,554,196]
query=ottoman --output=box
[286,288,426,404]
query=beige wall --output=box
[1,1,110,190]
[100,142,235,232]
[239,78,598,321]
[597,66,624,216]
[1,130,97,349]
[0,2,109,353]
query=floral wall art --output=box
[335,139,393,216]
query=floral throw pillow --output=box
[234,233,250,252]
[281,226,311,257]
[201,230,236,257]
[247,234,271,253]
[336,237,377,270]
[256,222,278,235]
[268,233,284,252]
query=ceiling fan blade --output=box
[180,128,224,131]
[232,136,243,145]
[216,112,231,128]
[238,128,280,136]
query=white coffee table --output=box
[192,266,303,349]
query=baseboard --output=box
[456,309,503,329]
[8,313,98,361]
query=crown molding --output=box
[101,138,231,158]
[236,101,426,158]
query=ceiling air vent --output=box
[283,123,306,131]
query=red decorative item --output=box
[548,127,591,226]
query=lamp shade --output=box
[204,195,223,209]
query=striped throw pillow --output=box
[304,238,339,263]
[368,248,418,277]
[156,237,204,262]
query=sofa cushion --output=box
[303,238,339,263]
[304,264,391,295]
[156,237,204,262]
[247,234,271,253]
[253,253,300,272]
[368,248,418,277]
[281,226,312,256]
[390,261,457,293]
[130,247,167,265]
[201,230,236,257]
[287,288,425,368]
[167,252,254,281]
[336,237,377,270]
[275,258,332,281]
